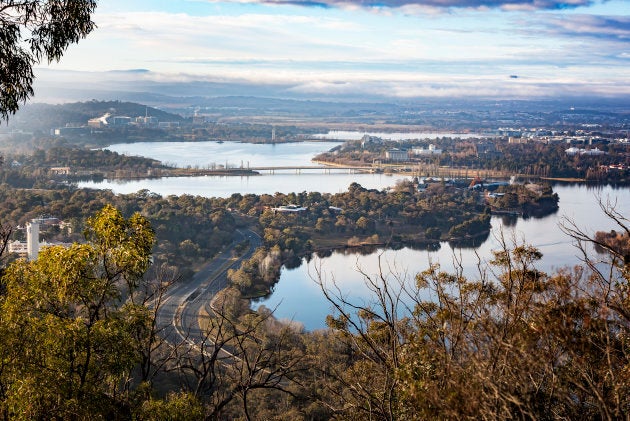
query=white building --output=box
[412,144,442,155]
[88,113,111,128]
[8,241,28,256]
[565,147,607,156]
[272,204,307,213]
[9,218,71,261]
[386,149,409,162]
[135,116,158,126]
[26,221,39,261]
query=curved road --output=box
[156,228,263,347]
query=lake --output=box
[81,140,630,330]
[80,140,409,195]
[257,183,630,330]
[104,140,341,169]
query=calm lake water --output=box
[257,183,630,330]
[81,141,630,330]
[105,140,341,168]
[81,140,408,195]
[78,172,408,197]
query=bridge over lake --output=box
[170,164,520,179]
[247,165,374,173]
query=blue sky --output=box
[37,0,630,100]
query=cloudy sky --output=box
[37,0,629,100]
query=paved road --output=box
[155,228,263,347]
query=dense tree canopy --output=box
[0,205,154,418]
[0,198,627,419]
[0,0,97,121]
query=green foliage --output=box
[0,1,97,121]
[448,213,491,238]
[0,147,169,188]
[137,393,204,421]
[0,205,154,419]
[0,186,236,272]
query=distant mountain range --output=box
[3,68,629,134]
[29,69,630,118]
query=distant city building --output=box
[88,113,111,128]
[135,116,158,126]
[111,116,132,126]
[361,135,383,148]
[158,121,180,129]
[565,147,607,156]
[26,221,39,261]
[8,241,28,256]
[271,205,307,213]
[412,144,442,155]
[49,167,71,175]
[385,149,409,162]
[9,218,71,260]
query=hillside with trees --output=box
[3,100,185,133]
[0,201,627,419]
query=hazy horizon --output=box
[29,0,629,104]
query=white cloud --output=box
[35,0,628,100]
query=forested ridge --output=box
[0,202,628,419]
[3,100,184,133]
[0,182,626,419]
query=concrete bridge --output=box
[165,163,521,179]
[246,165,374,173]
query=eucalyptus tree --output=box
[0,0,97,121]
[0,205,155,418]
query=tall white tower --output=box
[26,221,40,261]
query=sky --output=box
[35,0,630,101]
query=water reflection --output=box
[448,231,491,249]
[257,184,630,330]
[499,214,519,227]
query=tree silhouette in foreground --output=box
[0,0,97,121]
[0,205,154,418]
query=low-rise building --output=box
[272,204,307,213]
[88,113,110,128]
[412,144,442,155]
[135,116,159,126]
[49,167,71,175]
[565,147,607,156]
[111,116,132,126]
[385,148,409,162]
[9,218,71,261]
